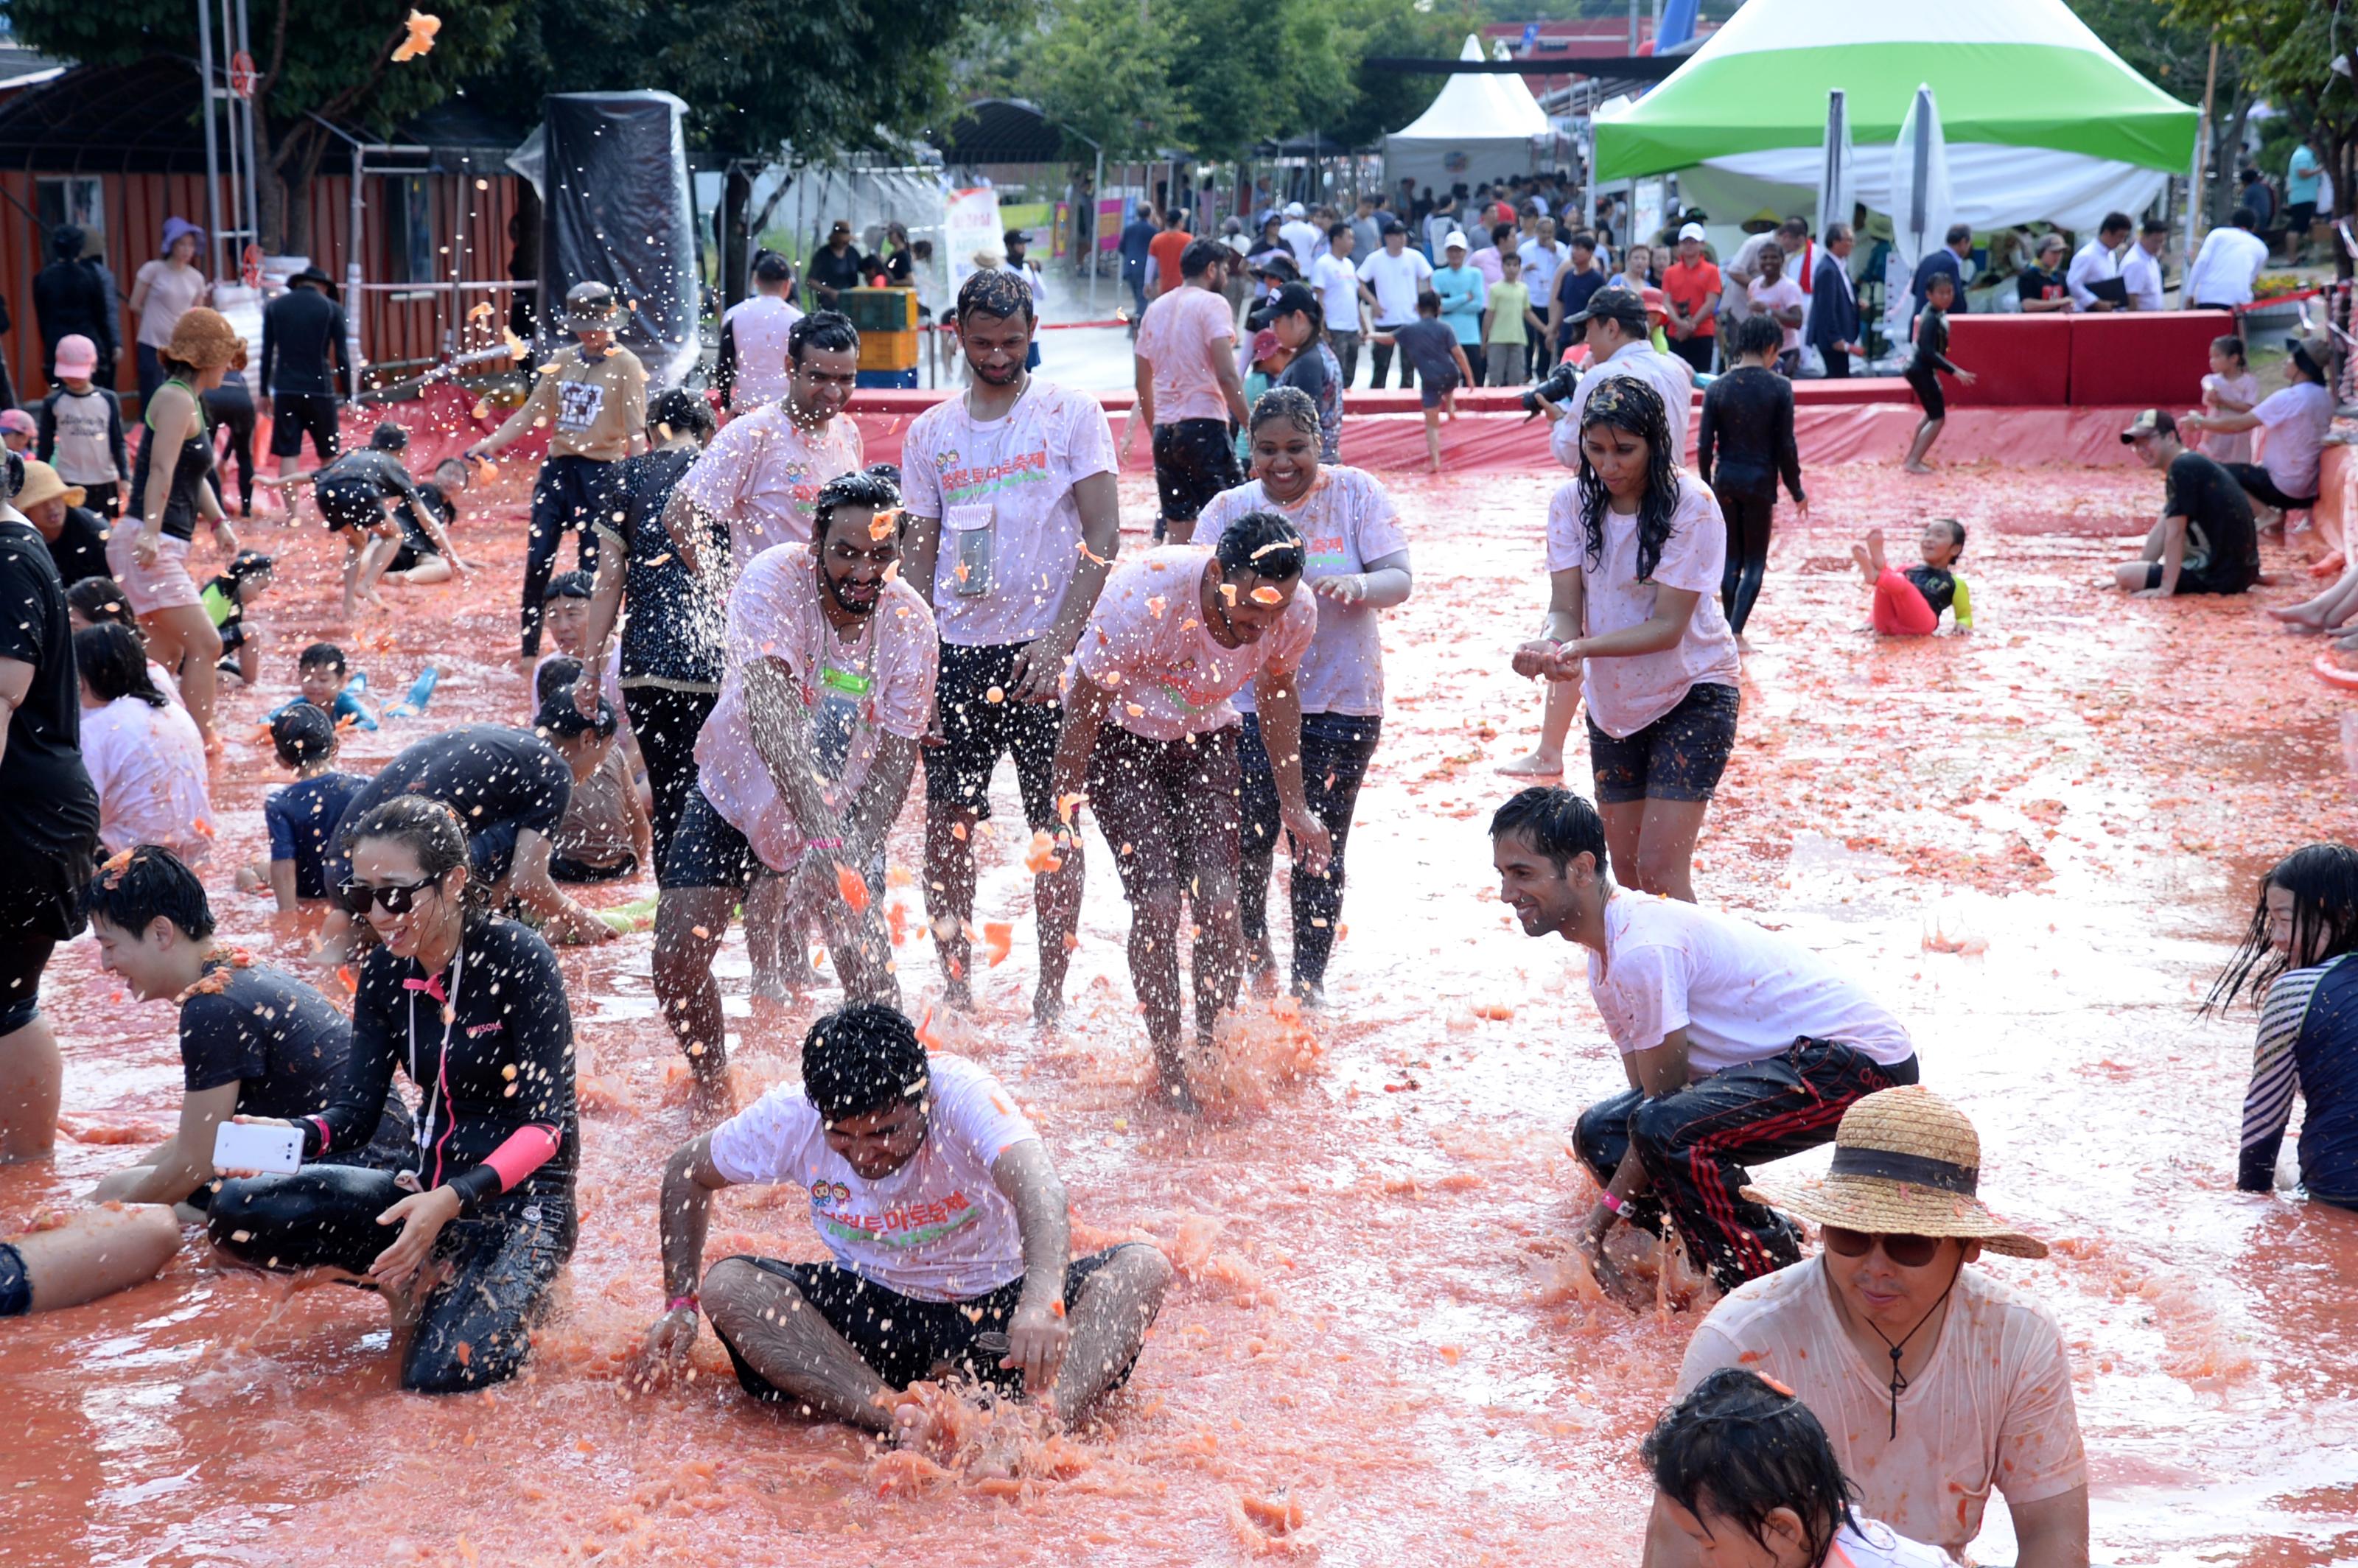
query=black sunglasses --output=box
[337,876,439,917]
[1822,1226,1943,1269]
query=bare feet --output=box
[1903,461,1934,476]
[2268,602,2328,625]
[1497,749,1564,779]
[1246,936,1279,998]
[1152,1044,1202,1115]
[1030,983,1063,1028]
[1863,526,1889,575]
[686,1069,735,1127]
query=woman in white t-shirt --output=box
[1514,376,1740,901]
[73,622,211,864]
[1197,386,1411,1004]
[1644,1367,1949,1568]
[127,218,212,412]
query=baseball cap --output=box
[1640,286,1668,319]
[1250,327,1283,364]
[1678,222,1707,243]
[1248,281,1318,331]
[53,335,98,379]
[1284,201,1306,218]
[1560,286,1649,333]
[2119,408,2176,444]
[1444,231,1469,251]
[0,410,35,438]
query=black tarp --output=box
[510,91,699,387]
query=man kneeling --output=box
[640,1003,1171,1436]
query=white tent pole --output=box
[1091,147,1103,315]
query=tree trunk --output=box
[2214,96,2253,230]
[720,161,754,310]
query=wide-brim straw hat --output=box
[15,459,84,511]
[1743,1085,2049,1259]
[166,307,241,371]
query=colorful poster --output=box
[946,186,1005,291]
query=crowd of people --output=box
[0,181,2351,1565]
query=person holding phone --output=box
[208,795,581,1394]
[83,845,410,1214]
[635,1002,1171,1443]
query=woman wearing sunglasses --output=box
[208,794,579,1393]
[1662,1086,2089,1568]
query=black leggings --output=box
[1713,480,1776,635]
[1237,711,1380,994]
[625,685,719,869]
[209,1165,575,1393]
[203,387,256,514]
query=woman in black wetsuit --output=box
[209,794,579,1393]
[1695,314,1804,643]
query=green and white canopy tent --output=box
[1591,0,2198,235]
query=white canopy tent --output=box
[1384,35,1555,197]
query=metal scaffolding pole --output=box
[195,0,226,281]
[234,0,262,252]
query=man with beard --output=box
[901,270,1121,1022]
[652,472,937,1119]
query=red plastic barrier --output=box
[2067,309,2231,409]
[1944,315,2072,407]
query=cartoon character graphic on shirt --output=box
[556,381,606,433]
[811,1185,980,1249]
[931,444,1054,498]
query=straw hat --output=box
[1742,1086,2048,1259]
[15,459,85,511]
[165,307,241,371]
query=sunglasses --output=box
[1822,1226,1944,1268]
[337,876,439,917]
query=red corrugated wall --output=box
[0,167,522,408]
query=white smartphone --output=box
[212,1121,304,1176]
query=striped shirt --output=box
[2242,953,2358,1202]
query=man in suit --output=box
[1807,223,1861,379]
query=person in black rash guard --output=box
[379,458,474,588]
[312,721,621,962]
[259,423,463,621]
[1696,315,1805,642]
[83,845,410,1215]
[1901,272,1976,475]
[258,265,351,483]
[577,388,724,866]
[209,795,579,1393]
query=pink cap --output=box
[52,335,97,378]
[0,409,36,437]
[1640,285,1668,318]
[1250,327,1283,363]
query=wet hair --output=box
[66,575,136,627]
[955,266,1038,328]
[341,794,487,916]
[533,683,618,741]
[368,422,409,452]
[752,250,794,284]
[74,623,167,707]
[802,1001,930,1123]
[1642,1368,1858,1568]
[545,570,595,602]
[2205,844,2358,1014]
[2211,334,2247,364]
[811,469,901,545]
[1930,518,1967,556]
[648,387,716,443]
[82,844,216,941]
[1249,384,1320,442]
[1488,786,1607,876]
[270,701,339,768]
[1180,238,1229,279]
[864,462,901,492]
[1731,314,1783,360]
[299,641,348,673]
[224,548,273,585]
[788,310,860,364]
[1572,377,1684,582]
[1211,509,1304,581]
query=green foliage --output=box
[1028,0,1193,160]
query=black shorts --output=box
[2221,461,2319,514]
[1586,682,1740,805]
[0,1241,27,1317]
[550,851,637,883]
[712,1245,1147,1398]
[2141,561,2252,597]
[660,785,761,895]
[1905,366,1945,421]
[1151,418,1241,525]
[0,931,57,1035]
[1418,370,1460,410]
[317,477,387,536]
[217,617,248,651]
[269,393,342,461]
[923,640,1062,825]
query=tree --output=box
[2166,0,2354,273]
[8,0,525,253]
[2069,0,2253,229]
[1028,0,1193,163]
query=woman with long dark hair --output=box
[1511,376,1740,901]
[2205,843,2358,1207]
[209,794,580,1392]
[73,622,211,863]
[1696,312,1805,644]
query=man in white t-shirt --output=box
[1123,238,1250,545]
[1744,243,1806,371]
[1278,201,1322,273]
[1537,287,1693,470]
[1488,786,1919,1301]
[1309,222,1365,388]
[2121,217,2170,311]
[1048,514,1329,1109]
[2185,206,2271,309]
[651,472,936,1114]
[1654,1088,2089,1568]
[901,270,1122,1023]
[1357,222,1435,389]
[1517,216,1569,303]
[672,310,865,578]
[716,251,805,412]
[639,1003,1172,1438]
